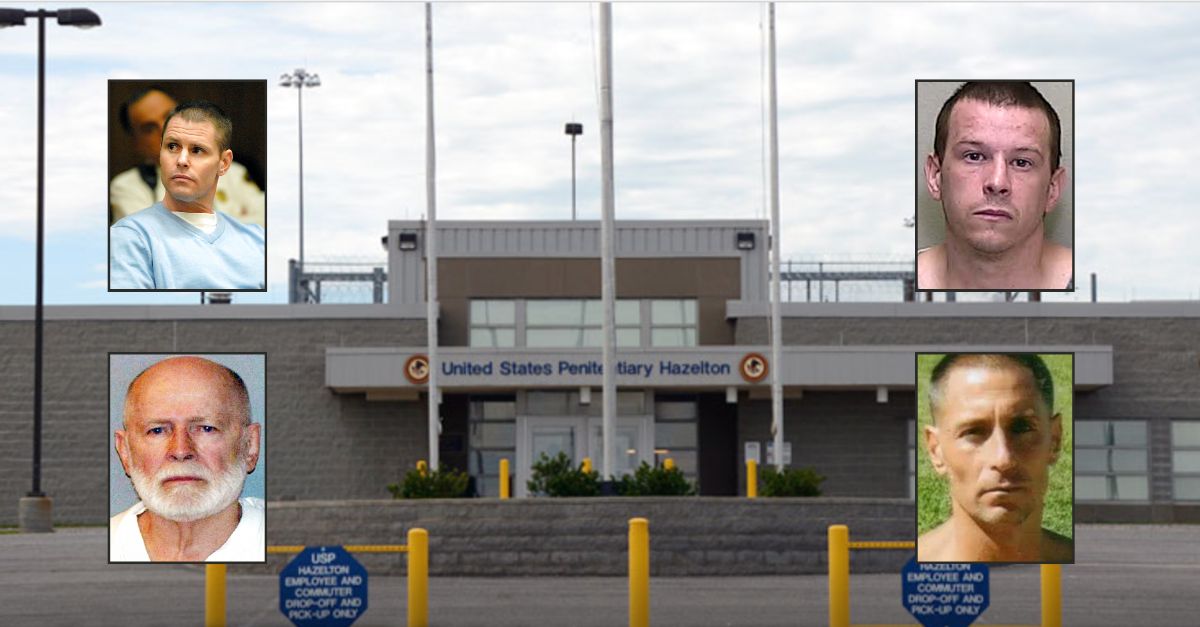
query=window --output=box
[1076,420,1149,501]
[655,398,699,487]
[469,298,698,348]
[1172,421,1200,500]
[526,299,640,348]
[468,396,517,497]
[469,300,516,347]
[650,299,697,347]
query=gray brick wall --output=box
[253,497,914,576]
[738,392,914,498]
[0,316,425,525]
[5,308,1200,527]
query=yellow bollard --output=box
[1041,563,1062,627]
[663,458,675,470]
[408,527,429,627]
[628,517,650,627]
[828,525,849,627]
[204,563,227,627]
[582,457,592,474]
[499,458,510,499]
[746,459,758,498]
[416,459,428,477]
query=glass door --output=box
[586,417,652,480]
[517,417,583,497]
[517,415,652,496]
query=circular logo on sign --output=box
[740,352,768,383]
[404,354,430,385]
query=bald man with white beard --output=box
[110,356,263,562]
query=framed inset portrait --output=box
[108,353,266,563]
[916,352,1074,564]
[107,79,267,291]
[915,80,1074,292]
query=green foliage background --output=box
[916,353,1074,537]
[388,465,470,499]
[527,452,602,497]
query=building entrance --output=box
[516,414,653,497]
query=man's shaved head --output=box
[124,356,251,429]
[929,353,1054,424]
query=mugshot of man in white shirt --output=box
[109,354,265,563]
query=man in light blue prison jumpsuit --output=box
[110,101,265,290]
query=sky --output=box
[0,1,1198,305]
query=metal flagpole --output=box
[767,2,785,470]
[425,2,440,469]
[598,2,617,481]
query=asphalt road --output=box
[0,524,1195,626]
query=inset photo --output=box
[915,80,1074,292]
[108,80,267,291]
[109,353,266,563]
[916,353,1074,564]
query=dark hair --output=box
[928,353,1055,422]
[163,100,233,153]
[117,86,173,135]
[933,81,1062,171]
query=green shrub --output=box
[527,452,601,497]
[759,466,824,497]
[617,462,696,496]
[388,465,470,499]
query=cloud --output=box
[0,2,1198,304]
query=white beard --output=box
[130,455,247,523]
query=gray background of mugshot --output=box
[109,353,266,516]
[916,81,1074,252]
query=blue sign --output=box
[280,546,369,627]
[901,556,989,627]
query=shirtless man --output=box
[919,353,1073,563]
[918,82,1072,290]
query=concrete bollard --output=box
[408,528,429,627]
[746,459,758,498]
[628,518,649,627]
[205,564,227,627]
[18,496,53,533]
[499,458,510,499]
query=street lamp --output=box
[279,68,320,302]
[564,122,583,220]
[0,6,101,533]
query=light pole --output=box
[279,68,320,302]
[564,122,583,220]
[0,6,101,533]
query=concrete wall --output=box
[258,497,914,576]
[738,392,914,498]
[5,304,1199,525]
[0,310,425,525]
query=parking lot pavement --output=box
[0,525,1196,626]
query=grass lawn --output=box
[916,353,1074,538]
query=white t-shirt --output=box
[109,497,265,562]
